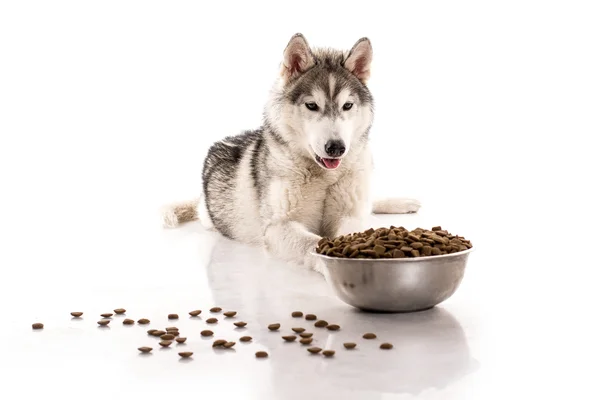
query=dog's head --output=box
[267,34,374,170]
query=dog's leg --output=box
[372,197,421,214]
[264,220,322,272]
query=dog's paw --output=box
[372,198,421,214]
[161,206,180,228]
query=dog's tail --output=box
[372,197,421,214]
[162,198,200,228]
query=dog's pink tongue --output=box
[322,158,341,169]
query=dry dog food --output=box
[240,336,253,342]
[32,323,44,330]
[70,312,83,317]
[314,320,328,328]
[233,321,247,328]
[137,319,150,325]
[363,333,377,339]
[160,334,175,341]
[268,323,280,331]
[299,338,313,345]
[316,226,472,258]
[322,350,335,357]
[166,327,178,331]
[292,327,305,333]
[223,311,237,317]
[282,335,297,342]
[210,307,222,313]
[152,330,166,337]
[291,311,303,318]
[189,310,202,316]
[97,320,110,326]
[255,351,268,358]
[168,314,179,320]
[206,318,218,324]
[299,332,313,338]
[326,324,340,331]
[380,343,393,349]
[101,313,113,318]
[147,329,157,335]
[159,340,173,347]
[178,352,193,358]
[201,330,214,337]
[307,347,322,354]
[123,319,135,325]
[114,308,126,315]
[212,339,227,347]
[305,314,317,321]
[343,342,357,349]
[223,341,236,348]
[176,337,187,343]
[138,347,152,353]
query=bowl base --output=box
[358,306,435,314]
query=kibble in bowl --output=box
[313,226,474,312]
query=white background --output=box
[1,1,599,399]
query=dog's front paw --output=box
[372,197,421,214]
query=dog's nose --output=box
[324,140,346,157]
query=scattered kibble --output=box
[322,350,335,357]
[101,313,113,318]
[223,341,236,348]
[176,337,187,344]
[343,342,357,349]
[151,330,166,337]
[212,339,227,347]
[114,308,126,315]
[189,310,202,316]
[97,320,110,326]
[282,335,297,342]
[201,330,214,337]
[159,340,173,347]
[137,318,150,325]
[147,329,157,335]
[178,352,193,358]
[268,323,280,331]
[160,334,175,341]
[307,347,322,354]
[314,320,328,328]
[210,307,222,313]
[233,321,247,328]
[206,318,218,324]
[299,338,313,345]
[326,324,340,331]
[168,314,179,320]
[223,311,237,317]
[299,332,313,338]
[255,351,268,358]
[70,312,83,318]
[138,347,152,353]
[240,336,252,342]
[291,311,303,318]
[32,323,44,330]
[363,333,377,339]
[123,319,135,325]
[292,327,305,333]
[166,326,179,331]
[380,343,394,350]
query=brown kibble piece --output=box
[223,311,237,317]
[97,320,110,326]
[32,323,44,330]
[380,343,394,349]
[152,330,166,336]
[123,319,135,325]
[233,321,247,327]
[166,326,178,330]
[326,324,340,331]
[240,336,252,342]
[307,347,322,354]
[210,307,222,313]
[322,350,335,357]
[160,334,175,340]
[291,311,303,318]
[70,312,83,317]
[432,226,442,231]
[363,333,377,339]
[101,313,113,318]
[299,338,313,345]
[189,310,202,316]
[282,335,297,342]
[176,337,187,343]
[137,318,150,325]
[159,340,173,347]
[343,342,357,349]
[299,332,313,338]
[138,347,152,353]
[178,351,193,358]
[206,318,218,324]
[268,323,280,331]
[168,314,179,320]
[201,330,214,337]
[223,341,236,348]
[114,308,126,314]
[292,327,305,333]
[255,351,268,358]
[212,339,227,347]
[314,320,328,328]
[305,314,317,321]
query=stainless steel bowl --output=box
[313,248,474,312]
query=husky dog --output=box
[163,34,420,273]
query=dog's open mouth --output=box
[315,155,342,170]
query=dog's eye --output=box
[342,102,354,111]
[305,102,319,111]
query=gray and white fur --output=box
[163,34,420,273]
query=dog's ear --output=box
[281,33,315,82]
[344,38,373,84]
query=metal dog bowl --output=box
[313,248,474,312]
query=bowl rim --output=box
[310,247,474,262]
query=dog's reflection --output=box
[201,233,479,398]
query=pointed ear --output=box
[281,33,315,82]
[344,38,373,84]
